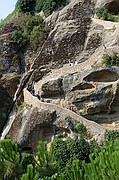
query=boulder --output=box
[41,78,64,97]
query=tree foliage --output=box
[0,136,119,179]
[41,0,68,16]
[11,14,47,49]
[105,130,119,142]
[102,52,119,66]
[95,7,119,22]
[16,0,68,16]
[16,0,36,14]
[0,137,34,180]
[55,140,119,180]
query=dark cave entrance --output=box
[106,1,119,15]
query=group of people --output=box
[69,60,78,66]
[28,87,44,102]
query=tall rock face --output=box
[33,0,95,70]
[1,0,119,148]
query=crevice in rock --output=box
[72,82,95,91]
[83,69,119,82]
[108,80,118,114]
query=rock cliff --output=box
[0,0,119,150]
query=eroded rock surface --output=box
[7,89,106,152]
[1,0,119,148]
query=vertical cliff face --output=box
[1,0,119,146]
[33,0,95,68]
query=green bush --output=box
[102,52,119,66]
[11,14,46,49]
[53,138,91,172]
[11,30,27,46]
[57,140,119,180]
[1,137,119,179]
[35,0,68,17]
[30,25,47,49]
[35,0,44,13]
[16,0,35,14]
[105,130,119,141]
[74,123,91,139]
[0,137,35,180]
[95,7,119,22]
[95,7,109,20]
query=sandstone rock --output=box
[35,66,119,125]
[1,0,119,150]
[41,78,64,97]
[7,89,106,152]
[32,0,95,71]
[0,73,20,132]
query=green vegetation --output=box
[17,103,32,112]
[11,14,47,49]
[0,10,16,28]
[58,140,119,180]
[74,123,91,139]
[0,137,35,180]
[0,0,68,29]
[16,0,68,17]
[1,130,119,179]
[1,0,69,49]
[35,0,68,17]
[16,0,36,14]
[102,52,119,66]
[95,7,119,22]
[105,130,119,141]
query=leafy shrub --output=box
[57,140,119,180]
[0,10,16,28]
[74,123,91,139]
[35,0,44,13]
[30,25,47,49]
[102,52,119,66]
[11,14,46,49]
[11,30,27,46]
[16,0,68,16]
[95,7,119,22]
[21,164,39,180]
[53,137,91,172]
[74,123,86,135]
[95,7,109,20]
[35,0,68,16]
[0,137,35,180]
[16,0,36,14]
[36,141,58,178]
[1,137,119,179]
[105,130,119,141]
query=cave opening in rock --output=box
[106,1,119,15]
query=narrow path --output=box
[23,89,106,144]
[34,49,99,92]
[92,18,119,29]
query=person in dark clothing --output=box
[36,91,40,100]
[31,88,35,96]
